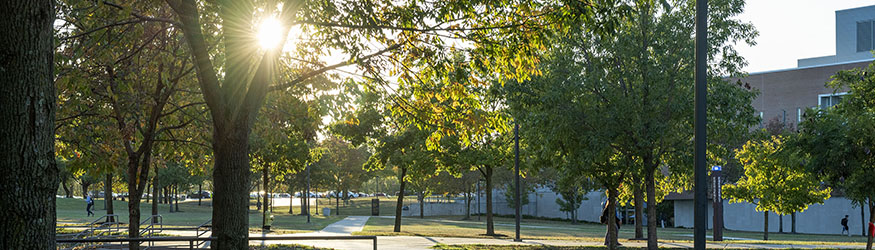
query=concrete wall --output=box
[798,5,875,67]
[674,197,870,235]
[834,5,875,64]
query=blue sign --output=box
[711,166,722,171]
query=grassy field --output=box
[355,216,868,246]
[57,197,340,232]
[431,245,842,250]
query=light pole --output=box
[514,122,521,242]
[694,0,709,249]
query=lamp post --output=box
[694,0,709,249]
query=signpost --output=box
[712,166,724,241]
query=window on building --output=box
[818,93,847,108]
[858,20,874,52]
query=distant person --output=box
[601,201,622,246]
[842,215,850,236]
[85,195,94,217]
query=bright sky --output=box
[736,0,873,73]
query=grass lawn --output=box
[355,216,868,246]
[57,197,340,233]
[301,196,420,216]
[430,244,842,250]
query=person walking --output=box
[85,195,94,217]
[841,215,850,236]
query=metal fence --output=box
[56,235,378,250]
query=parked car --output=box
[189,191,211,199]
[278,193,291,198]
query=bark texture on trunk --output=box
[867,199,874,250]
[764,211,769,240]
[211,132,252,249]
[633,179,645,239]
[605,188,620,250]
[0,1,57,248]
[105,173,115,222]
[419,191,424,219]
[791,212,796,234]
[645,171,658,249]
[485,166,495,236]
[62,179,74,198]
[394,167,407,232]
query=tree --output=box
[723,135,831,240]
[797,60,875,249]
[553,174,597,224]
[0,0,57,248]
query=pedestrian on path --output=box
[85,195,94,217]
[841,215,850,236]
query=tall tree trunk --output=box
[779,215,783,233]
[105,173,115,222]
[867,199,874,250]
[791,212,796,234]
[606,187,620,249]
[645,170,658,249]
[299,189,306,215]
[0,1,57,248]
[464,188,471,220]
[633,179,645,239]
[174,184,180,212]
[764,211,769,240]
[81,181,91,198]
[211,128,253,249]
[394,167,407,232]
[485,166,495,236]
[152,177,159,223]
[419,190,424,219]
[198,183,203,206]
[263,165,269,228]
[335,189,340,215]
[62,179,73,198]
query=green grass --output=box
[254,244,333,249]
[57,197,340,232]
[430,244,842,250]
[355,216,867,246]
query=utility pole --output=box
[514,122,522,242]
[694,0,709,249]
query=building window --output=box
[858,20,874,52]
[818,92,848,108]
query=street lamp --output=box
[514,122,521,242]
[694,0,709,249]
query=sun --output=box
[257,17,283,49]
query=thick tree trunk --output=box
[791,212,796,234]
[263,165,269,227]
[420,191,425,218]
[0,1,57,248]
[633,179,645,239]
[62,179,73,198]
[606,187,620,249]
[764,211,769,240]
[394,167,407,232]
[198,183,203,206]
[81,181,91,198]
[105,173,115,222]
[867,199,874,250]
[152,177,159,223]
[211,129,253,249]
[174,184,180,212]
[464,188,471,220]
[645,171,658,249]
[779,215,783,233]
[485,166,495,236]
